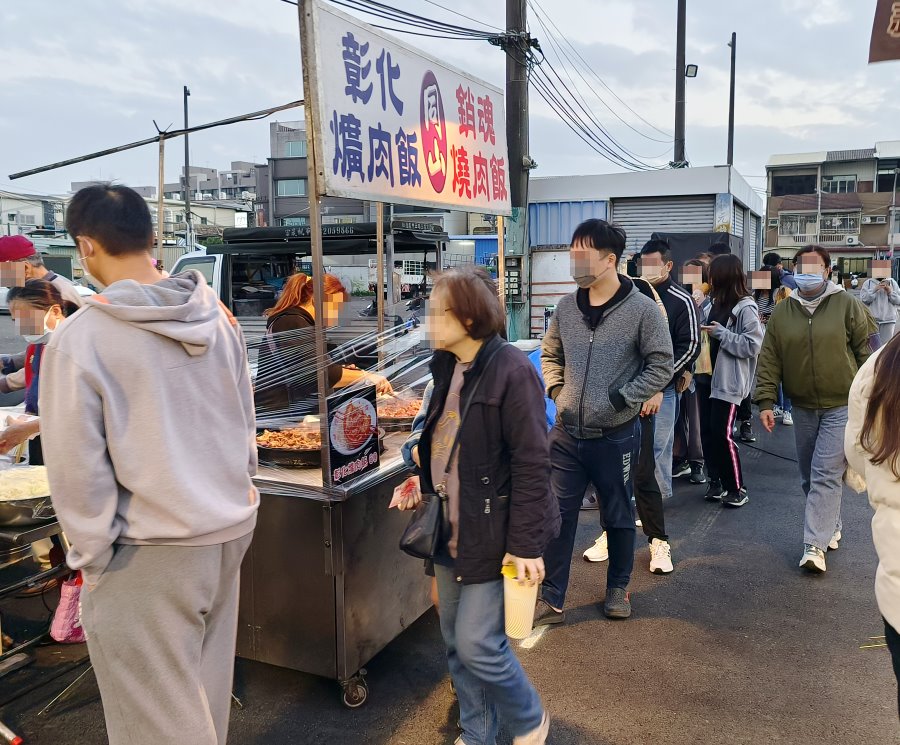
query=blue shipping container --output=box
[529,200,608,247]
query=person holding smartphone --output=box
[860,264,900,346]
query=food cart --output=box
[171,223,443,705]
[234,0,513,707]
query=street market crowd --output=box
[0,184,899,744]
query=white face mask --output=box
[20,309,53,344]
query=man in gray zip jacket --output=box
[535,219,673,623]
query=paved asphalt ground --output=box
[0,313,896,744]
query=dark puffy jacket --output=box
[417,335,559,585]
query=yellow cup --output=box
[501,564,539,639]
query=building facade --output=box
[254,120,368,228]
[765,142,900,276]
[526,165,763,337]
[0,190,66,235]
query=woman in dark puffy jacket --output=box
[407,265,556,745]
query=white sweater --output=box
[845,346,900,630]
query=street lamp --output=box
[685,64,699,78]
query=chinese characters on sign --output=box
[869,0,900,62]
[308,0,510,214]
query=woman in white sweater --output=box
[845,332,900,715]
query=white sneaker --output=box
[583,532,609,562]
[800,544,826,573]
[772,405,784,418]
[829,530,841,551]
[782,411,794,426]
[635,518,643,528]
[649,538,674,574]
[513,712,550,745]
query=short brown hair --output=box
[432,265,505,340]
[794,244,831,267]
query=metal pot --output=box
[0,496,55,527]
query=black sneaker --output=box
[704,480,726,501]
[722,488,749,508]
[672,460,691,479]
[689,461,707,484]
[740,421,756,443]
[603,588,632,619]
[532,599,565,628]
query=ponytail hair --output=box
[7,279,77,317]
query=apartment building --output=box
[765,142,900,276]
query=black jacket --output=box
[653,276,701,387]
[417,335,559,585]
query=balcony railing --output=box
[777,233,860,247]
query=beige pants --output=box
[80,533,253,745]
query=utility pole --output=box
[727,32,736,166]
[157,135,165,261]
[183,85,192,247]
[505,0,530,340]
[674,0,687,165]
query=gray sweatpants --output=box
[80,533,253,745]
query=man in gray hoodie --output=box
[535,219,673,623]
[40,185,258,745]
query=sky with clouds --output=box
[2,0,896,199]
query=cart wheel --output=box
[341,678,369,708]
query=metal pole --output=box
[497,216,506,300]
[674,0,687,165]
[183,85,192,248]
[299,0,332,483]
[376,202,385,337]
[156,135,165,262]
[727,32,736,166]
[890,168,898,260]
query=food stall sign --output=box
[305,0,511,216]
[391,220,443,233]
[326,384,381,486]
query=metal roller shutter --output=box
[732,203,745,238]
[747,214,760,272]
[610,196,715,254]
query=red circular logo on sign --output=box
[420,72,448,194]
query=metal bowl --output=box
[0,496,55,527]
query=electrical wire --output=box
[280,0,496,39]
[528,0,672,149]
[527,0,673,140]
[535,55,668,170]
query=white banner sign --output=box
[304,0,511,215]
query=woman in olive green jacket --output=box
[754,245,876,574]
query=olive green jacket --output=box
[754,288,876,412]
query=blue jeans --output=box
[792,407,846,551]
[653,386,680,501]
[777,385,792,413]
[542,422,638,608]
[433,566,544,745]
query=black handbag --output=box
[399,344,503,560]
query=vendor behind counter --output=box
[254,272,392,424]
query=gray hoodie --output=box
[703,296,764,406]
[39,271,258,585]
[860,277,900,324]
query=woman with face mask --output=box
[0,280,78,460]
[698,254,764,509]
[404,265,557,745]
[754,245,876,573]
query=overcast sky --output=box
[2,0,896,200]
